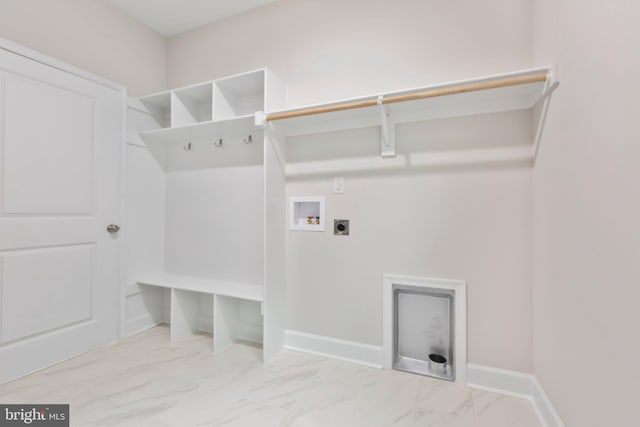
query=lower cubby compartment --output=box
[170,289,211,345]
[139,276,264,354]
[214,295,263,351]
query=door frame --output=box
[0,37,128,340]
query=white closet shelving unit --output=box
[134,68,287,362]
[130,66,557,363]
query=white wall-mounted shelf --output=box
[139,115,258,169]
[260,67,558,159]
[140,114,255,146]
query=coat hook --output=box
[244,135,253,144]
[214,138,223,147]
[184,142,192,151]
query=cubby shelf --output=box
[137,68,285,169]
[139,114,260,170]
[172,82,213,126]
[139,114,255,147]
[138,274,263,302]
[139,91,171,129]
[138,275,264,353]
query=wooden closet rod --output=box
[266,73,547,122]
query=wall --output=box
[168,0,531,106]
[0,0,166,96]
[164,166,264,287]
[532,1,640,426]
[167,0,535,372]
[287,113,533,372]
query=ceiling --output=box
[109,0,278,36]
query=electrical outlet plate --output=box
[333,177,344,194]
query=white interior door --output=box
[0,48,123,384]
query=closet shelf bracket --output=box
[255,111,266,128]
[378,95,396,158]
[532,77,560,161]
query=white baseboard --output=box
[531,376,566,427]
[284,329,383,369]
[125,313,162,337]
[466,364,564,427]
[466,363,534,398]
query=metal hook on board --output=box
[244,135,253,144]
[214,138,223,147]
[184,142,192,151]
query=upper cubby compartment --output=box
[137,68,286,171]
[139,91,171,129]
[172,82,213,127]
[213,70,265,120]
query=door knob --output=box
[107,224,120,233]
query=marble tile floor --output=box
[0,326,541,427]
